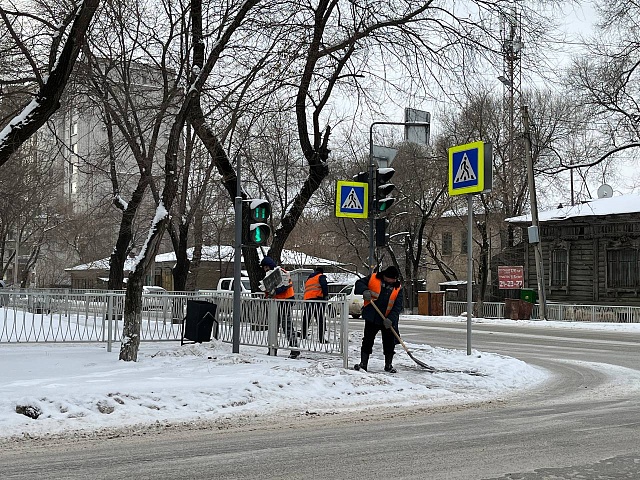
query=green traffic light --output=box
[254,227,262,242]
[377,199,394,211]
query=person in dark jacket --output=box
[302,267,329,342]
[261,256,300,359]
[353,265,403,373]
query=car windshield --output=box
[241,280,251,291]
[338,284,353,294]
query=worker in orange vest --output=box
[261,256,300,359]
[353,265,403,373]
[302,267,329,342]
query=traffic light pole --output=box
[232,157,242,353]
[368,120,431,274]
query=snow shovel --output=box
[369,300,436,372]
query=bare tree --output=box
[0,0,100,166]
[79,0,189,290]
[119,0,262,362]
[561,3,640,188]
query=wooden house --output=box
[505,194,640,306]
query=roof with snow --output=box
[505,194,640,224]
[67,246,348,272]
[66,257,138,272]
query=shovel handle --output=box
[368,300,412,355]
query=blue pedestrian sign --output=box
[448,141,491,196]
[335,180,368,218]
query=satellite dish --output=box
[597,184,614,199]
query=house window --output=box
[551,248,567,286]
[442,232,453,256]
[607,248,638,288]
[460,232,468,253]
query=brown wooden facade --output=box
[514,212,640,306]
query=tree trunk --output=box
[118,273,143,361]
[108,179,149,290]
[172,222,191,291]
[185,209,203,291]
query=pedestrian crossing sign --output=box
[448,141,491,196]
[335,180,368,218]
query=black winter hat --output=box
[381,265,399,279]
[260,257,277,268]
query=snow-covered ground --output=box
[2,314,638,441]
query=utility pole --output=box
[522,105,547,320]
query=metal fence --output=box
[445,300,640,323]
[0,289,349,366]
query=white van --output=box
[334,283,364,319]
[215,277,251,293]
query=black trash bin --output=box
[182,300,218,345]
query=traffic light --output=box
[375,218,390,247]
[352,171,369,184]
[375,167,395,212]
[243,199,271,247]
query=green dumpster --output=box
[520,288,536,304]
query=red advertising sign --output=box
[498,266,524,289]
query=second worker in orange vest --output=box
[302,267,329,342]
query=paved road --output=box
[2,319,640,479]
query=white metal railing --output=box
[445,300,640,323]
[0,290,349,366]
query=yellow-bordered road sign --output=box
[335,180,368,218]
[448,141,485,196]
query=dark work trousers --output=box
[278,299,298,348]
[360,321,395,358]
[302,300,326,340]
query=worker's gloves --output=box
[362,290,373,301]
[383,317,393,329]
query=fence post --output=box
[84,294,89,327]
[267,299,278,355]
[106,293,113,353]
[341,298,349,368]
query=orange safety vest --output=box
[364,276,400,316]
[304,274,324,300]
[273,269,294,299]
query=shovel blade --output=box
[407,350,437,372]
